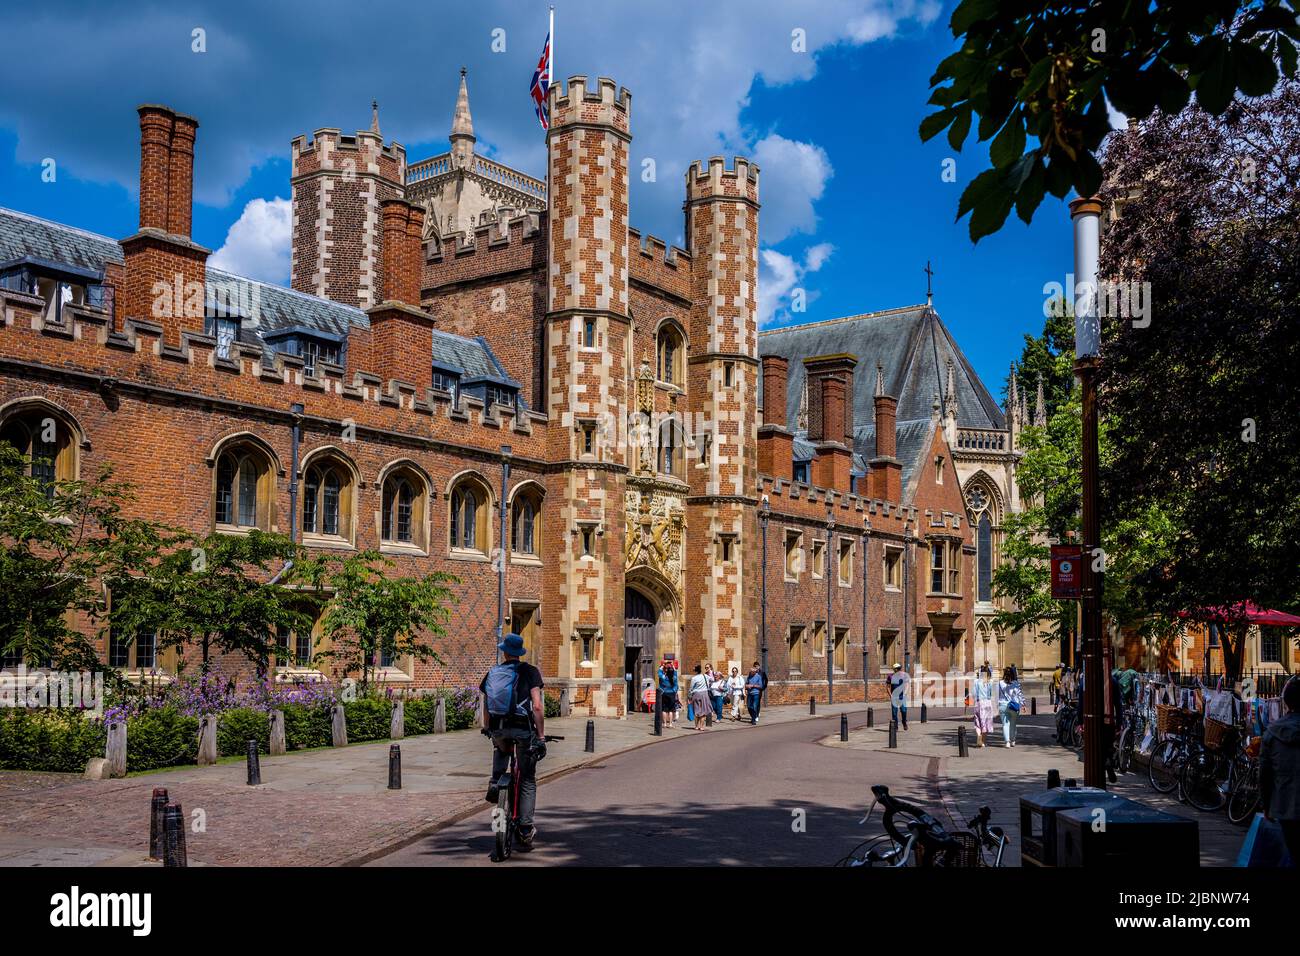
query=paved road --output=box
[368,711,945,867]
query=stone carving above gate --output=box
[624,486,685,607]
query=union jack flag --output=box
[529,31,552,130]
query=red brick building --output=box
[0,74,987,713]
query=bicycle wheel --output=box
[1148,739,1181,793]
[1116,723,1135,774]
[494,777,513,861]
[1227,764,1260,825]
[1068,719,1085,751]
[1181,752,1225,813]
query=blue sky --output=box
[0,0,1081,402]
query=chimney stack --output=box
[869,364,902,502]
[804,354,857,493]
[120,105,209,346]
[367,198,434,391]
[759,354,794,481]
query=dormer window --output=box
[486,385,515,409]
[264,328,342,376]
[209,316,240,360]
[432,369,460,397]
[793,461,810,484]
[0,257,107,326]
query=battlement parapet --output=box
[0,290,548,453]
[686,155,760,203]
[550,75,631,133]
[627,227,689,269]
[291,127,407,179]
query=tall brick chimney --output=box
[869,363,902,502]
[759,354,793,480]
[804,354,857,492]
[365,198,433,391]
[120,105,210,347]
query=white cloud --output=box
[758,242,835,327]
[751,134,833,244]
[209,197,291,284]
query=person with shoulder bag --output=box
[997,664,1023,748]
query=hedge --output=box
[343,697,392,743]
[217,707,270,757]
[404,696,437,735]
[283,703,332,750]
[126,708,200,773]
[0,709,106,773]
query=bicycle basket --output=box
[942,832,984,868]
[1203,718,1237,752]
[1156,704,1193,735]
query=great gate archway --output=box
[624,587,657,713]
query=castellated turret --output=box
[290,113,407,310]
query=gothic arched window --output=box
[302,454,355,542]
[511,486,543,556]
[657,323,684,385]
[381,468,427,549]
[965,481,997,604]
[214,441,274,530]
[449,474,491,554]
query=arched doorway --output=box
[625,587,658,713]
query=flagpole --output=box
[550,5,555,89]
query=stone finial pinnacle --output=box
[451,68,474,140]
[1034,372,1046,427]
[370,99,380,135]
[875,362,885,397]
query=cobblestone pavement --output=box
[822,708,1246,866]
[0,700,867,867]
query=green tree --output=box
[1097,80,1300,680]
[111,530,315,677]
[0,443,164,671]
[922,1,1300,239]
[302,552,456,691]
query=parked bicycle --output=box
[837,785,1007,868]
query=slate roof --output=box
[0,206,509,390]
[759,304,1006,431]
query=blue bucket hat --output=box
[498,633,527,657]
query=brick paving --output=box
[0,701,866,867]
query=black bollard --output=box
[585,719,595,753]
[705,708,713,728]
[388,744,402,790]
[888,720,898,749]
[866,707,874,728]
[920,702,928,724]
[149,787,169,861]
[957,725,968,757]
[840,713,849,741]
[1047,768,1061,790]
[809,696,816,716]
[163,803,187,867]
[1063,777,1078,788]
[653,692,663,737]
[1031,696,1038,716]
[246,739,261,786]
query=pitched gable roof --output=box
[758,304,1006,432]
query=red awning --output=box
[1178,601,1300,627]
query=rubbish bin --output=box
[1019,787,1125,867]
[1055,799,1198,868]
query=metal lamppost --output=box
[903,515,914,675]
[826,504,835,703]
[1071,196,1105,789]
[760,495,770,676]
[496,444,512,665]
[862,517,871,701]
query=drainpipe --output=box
[496,444,512,664]
[288,403,303,543]
[826,504,834,704]
[903,515,913,676]
[862,518,871,702]
[760,495,770,677]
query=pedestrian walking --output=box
[728,666,745,720]
[657,660,680,729]
[1050,662,1064,708]
[688,664,712,731]
[710,667,728,722]
[972,664,996,747]
[745,663,765,725]
[887,663,908,729]
[997,664,1023,747]
[1261,677,1300,865]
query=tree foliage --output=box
[111,530,314,676]
[923,0,1300,240]
[1097,79,1300,678]
[0,443,162,671]
[300,552,456,691]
